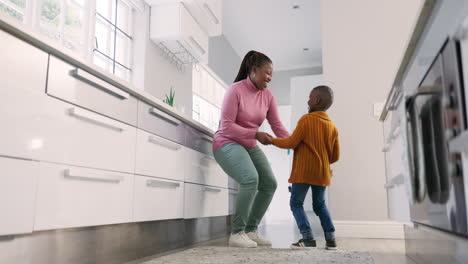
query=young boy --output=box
[269,85,340,250]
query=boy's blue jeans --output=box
[290,183,335,241]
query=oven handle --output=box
[405,94,433,203]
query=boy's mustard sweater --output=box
[272,111,340,186]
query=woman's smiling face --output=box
[251,63,273,90]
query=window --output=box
[94,0,133,81]
[37,0,88,53]
[0,0,26,22]
[0,0,139,82]
[192,65,226,131]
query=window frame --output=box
[93,0,134,81]
[192,64,227,131]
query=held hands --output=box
[256,131,273,145]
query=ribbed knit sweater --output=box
[272,111,340,186]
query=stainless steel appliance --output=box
[406,38,468,237]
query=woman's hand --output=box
[256,132,273,145]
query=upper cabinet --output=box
[149,2,209,64]
[146,0,222,37]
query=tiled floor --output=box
[133,214,417,264]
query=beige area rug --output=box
[142,246,374,264]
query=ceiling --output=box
[222,0,322,71]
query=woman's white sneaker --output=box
[245,231,272,246]
[229,232,258,248]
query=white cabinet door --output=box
[135,129,184,181]
[34,163,133,230]
[0,157,37,236]
[150,3,209,63]
[47,56,138,126]
[228,189,238,216]
[184,183,228,219]
[184,148,227,188]
[195,0,222,36]
[0,29,48,160]
[133,176,184,222]
[32,99,136,173]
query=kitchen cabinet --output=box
[0,29,49,160]
[149,2,209,64]
[34,163,133,230]
[184,183,228,218]
[184,147,227,188]
[135,129,185,181]
[133,175,184,222]
[47,56,138,126]
[0,157,38,235]
[137,101,185,145]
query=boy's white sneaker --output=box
[229,232,257,248]
[245,231,272,246]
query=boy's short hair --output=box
[312,85,334,111]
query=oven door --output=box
[407,40,468,237]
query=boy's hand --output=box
[256,132,273,145]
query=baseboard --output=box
[334,220,404,239]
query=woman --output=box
[213,50,289,248]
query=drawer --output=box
[135,129,184,181]
[133,175,184,222]
[184,147,228,188]
[184,125,213,156]
[184,183,228,219]
[228,176,240,190]
[31,98,136,173]
[228,189,238,216]
[34,163,133,230]
[0,157,38,235]
[47,56,138,126]
[137,101,185,145]
[0,29,49,160]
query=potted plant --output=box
[163,86,175,107]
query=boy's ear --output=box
[314,96,321,105]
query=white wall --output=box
[133,5,193,115]
[320,0,422,221]
[269,67,322,105]
[208,35,242,85]
[260,105,293,224]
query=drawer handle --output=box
[203,3,219,24]
[193,163,210,171]
[201,135,213,143]
[69,68,129,99]
[229,190,239,195]
[68,107,124,132]
[202,155,215,162]
[146,179,180,188]
[189,36,206,55]
[149,107,181,126]
[204,186,221,193]
[64,169,124,183]
[148,136,181,150]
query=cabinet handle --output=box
[189,36,206,55]
[193,164,210,172]
[202,155,215,162]
[149,107,181,126]
[146,179,180,188]
[69,68,129,99]
[68,107,124,132]
[201,135,213,143]
[148,136,181,151]
[204,186,221,193]
[229,190,239,195]
[203,3,219,24]
[64,169,124,183]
